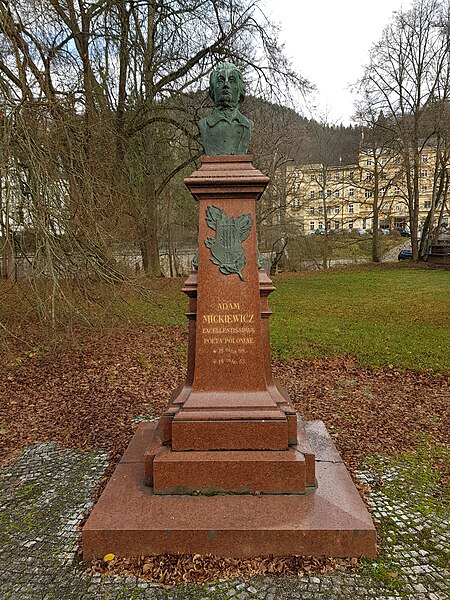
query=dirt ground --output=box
[2,323,448,477]
[1,322,449,585]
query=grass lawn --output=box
[270,267,450,372]
[2,265,449,373]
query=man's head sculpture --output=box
[198,61,253,156]
[209,62,246,109]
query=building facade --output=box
[284,148,449,235]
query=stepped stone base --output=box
[82,421,377,559]
[151,446,309,495]
[144,418,315,495]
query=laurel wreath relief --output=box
[204,205,252,281]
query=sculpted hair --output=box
[209,62,246,104]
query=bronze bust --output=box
[198,62,253,156]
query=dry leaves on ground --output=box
[2,325,447,473]
[2,323,449,584]
[91,553,358,586]
[1,324,186,468]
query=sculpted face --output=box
[210,62,245,110]
[215,68,240,109]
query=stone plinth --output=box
[144,418,315,495]
[82,421,377,559]
[428,243,450,267]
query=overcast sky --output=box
[263,0,412,124]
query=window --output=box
[334,206,340,214]
[396,203,403,211]
[381,172,387,180]
[362,218,367,229]
[421,170,428,177]
[326,206,331,214]
[291,198,300,208]
[335,173,340,181]
[395,157,401,165]
[318,221,324,230]
[334,190,340,198]
[310,174,315,182]
[421,186,428,194]
[348,220,354,230]
[318,206,323,215]
[309,221,315,231]
[349,187,354,197]
[350,171,354,179]
[334,220,339,230]
[424,200,431,209]
[365,190,373,198]
[381,158,387,166]
[422,154,429,163]
[366,173,372,182]
[310,190,315,199]
[327,189,332,197]
[349,204,354,214]
[366,159,372,166]
[310,206,315,215]
[318,190,324,199]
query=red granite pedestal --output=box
[82,420,376,558]
[82,156,377,559]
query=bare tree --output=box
[303,121,350,268]
[351,109,400,261]
[0,0,309,297]
[123,0,308,274]
[357,0,450,259]
[418,100,450,257]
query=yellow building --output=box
[284,148,449,235]
[286,163,362,234]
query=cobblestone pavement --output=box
[0,442,448,599]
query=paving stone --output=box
[1,442,449,599]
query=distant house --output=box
[282,148,449,235]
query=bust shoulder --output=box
[236,111,253,130]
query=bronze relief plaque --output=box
[204,205,252,280]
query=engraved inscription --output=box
[218,302,240,310]
[203,314,254,324]
[201,301,256,365]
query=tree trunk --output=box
[372,163,381,262]
[167,182,178,277]
[372,207,380,262]
[433,183,449,245]
[141,122,162,276]
[1,233,16,281]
